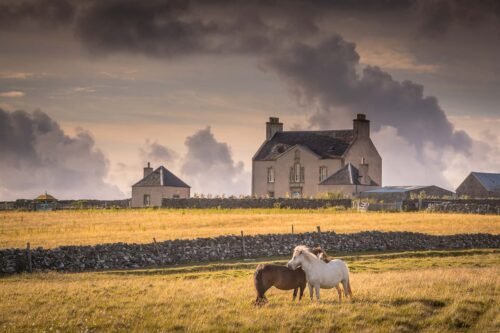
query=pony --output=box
[253,264,306,306]
[287,245,352,302]
[311,246,331,263]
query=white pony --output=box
[287,245,352,302]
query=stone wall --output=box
[403,199,500,214]
[1,231,498,274]
[162,198,352,209]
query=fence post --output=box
[153,238,164,265]
[316,226,321,233]
[292,224,294,235]
[26,242,32,273]
[316,226,322,247]
[241,231,246,258]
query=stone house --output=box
[252,114,381,198]
[456,172,500,198]
[131,163,190,208]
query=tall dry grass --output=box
[0,250,498,332]
[1,209,498,248]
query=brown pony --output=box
[253,264,306,305]
[311,246,331,262]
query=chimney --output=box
[358,157,371,185]
[353,113,370,139]
[143,162,153,178]
[266,117,283,140]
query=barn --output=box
[456,172,500,198]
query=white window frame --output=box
[267,167,275,183]
[319,166,328,182]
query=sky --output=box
[0,0,499,200]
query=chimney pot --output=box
[266,116,283,140]
[143,162,153,178]
[353,114,370,139]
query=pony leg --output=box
[299,285,305,301]
[308,284,314,301]
[293,288,298,301]
[314,285,321,301]
[336,284,342,304]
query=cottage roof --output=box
[34,193,57,201]
[319,163,378,186]
[253,130,354,161]
[133,166,190,188]
[470,172,500,192]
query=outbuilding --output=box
[456,172,500,198]
[359,185,454,202]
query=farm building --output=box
[131,163,190,208]
[456,172,500,198]
[358,185,454,202]
[252,114,381,198]
[34,193,58,211]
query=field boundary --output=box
[1,230,498,274]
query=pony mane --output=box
[293,245,319,262]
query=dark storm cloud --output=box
[263,35,472,155]
[415,0,500,37]
[2,0,488,155]
[1,0,498,190]
[0,0,75,28]
[0,108,122,199]
[181,127,248,195]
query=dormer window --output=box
[267,167,275,183]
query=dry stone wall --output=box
[1,231,498,274]
[162,198,352,209]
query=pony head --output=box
[287,245,311,270]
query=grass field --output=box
[1,209,499,249]
[0,249,498,332]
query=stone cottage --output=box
[252,114,381,198]
[456,172,500,198]
[131,163,190,207]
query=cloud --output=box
[0,91,25,98]
[0,108,123,200]
[139,140,177,166]
[1,0,498,189]
[262,35,473,159]
[0,72,35,79]
[0,0,75,29]
[181,127,249,195]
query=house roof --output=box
[133,166,190,188]
[319,163,378,186]
[253,130,354,161]
[471,172,500,192]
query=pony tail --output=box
[254,264,266,297]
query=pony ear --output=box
[297,250,303,255]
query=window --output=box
[295,164,301,182]
[290,163,304,183]
[319,166,328,182]
[173,194,180,199]
[268,191,275,198]
[143,194,151,206]
[267,167,275,183]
